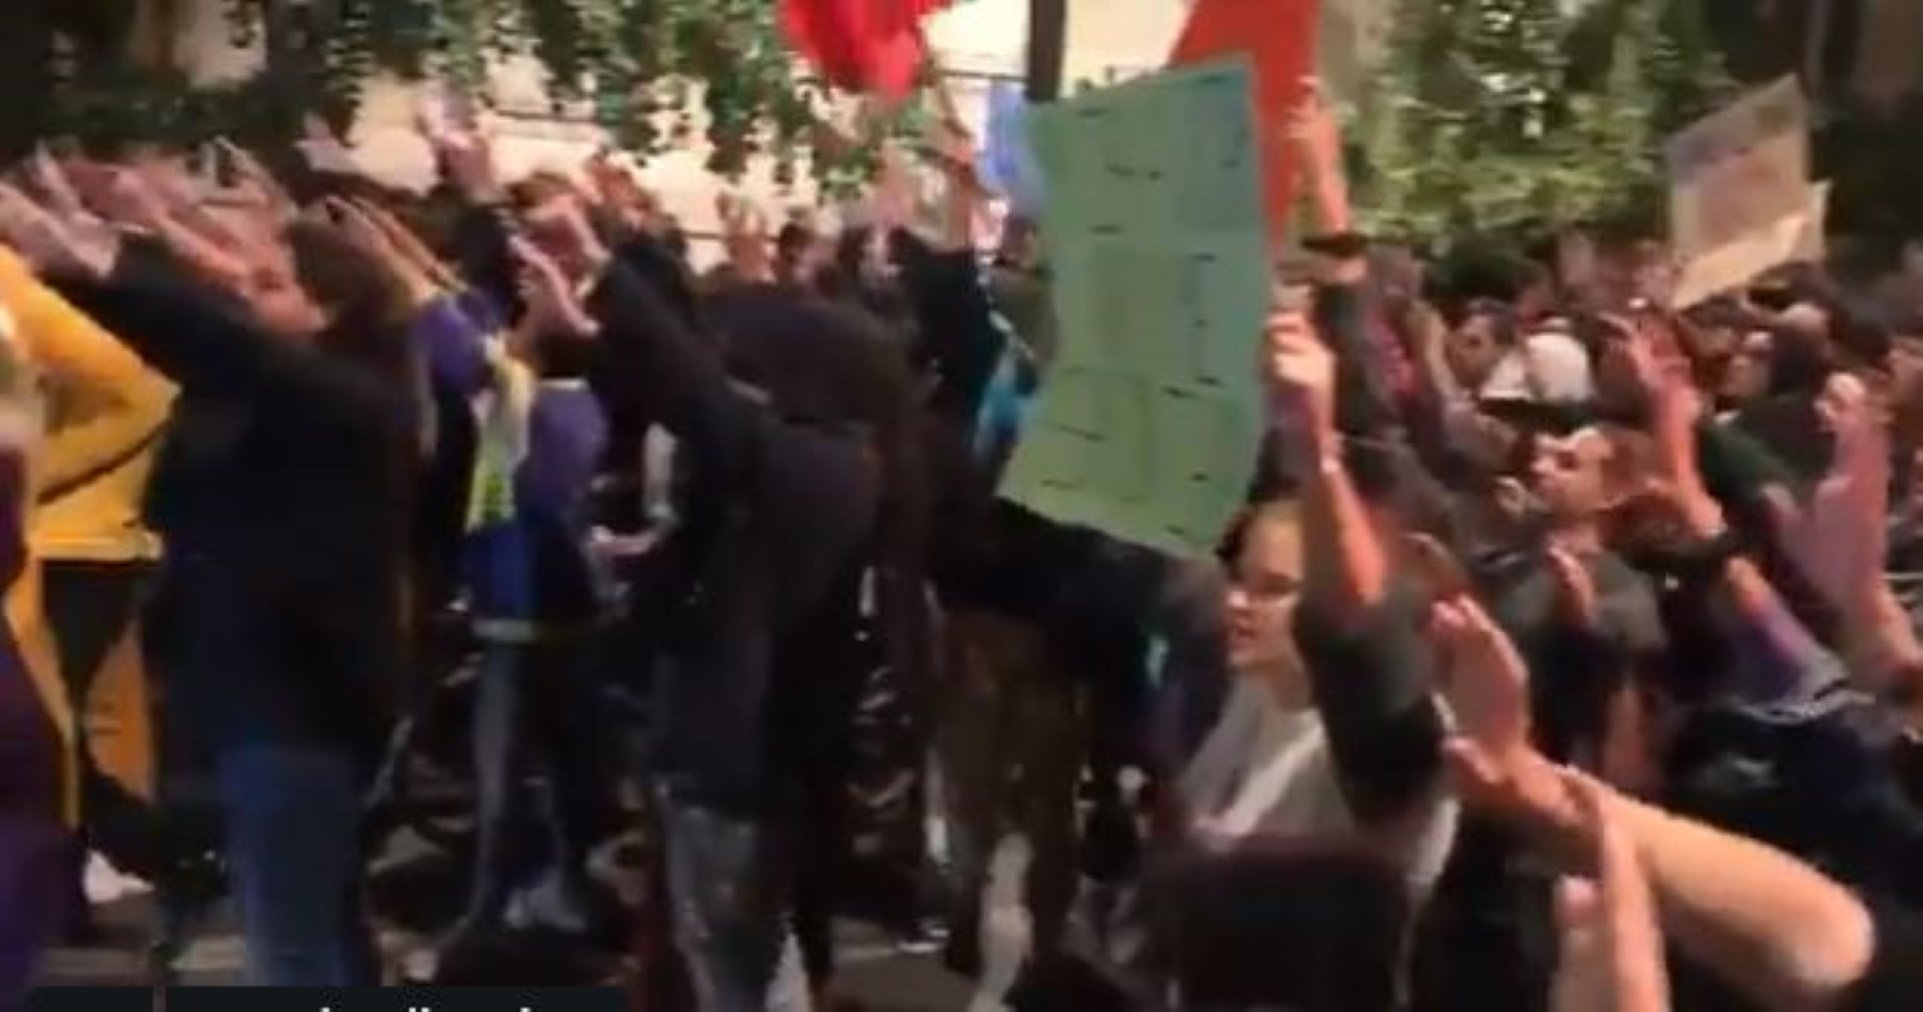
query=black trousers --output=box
[42,559,168,880]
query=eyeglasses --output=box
[1232,572,1300,603]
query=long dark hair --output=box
[283,218,419,395]
[282,217,425,552]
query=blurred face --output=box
[1904,241,1923,278]
[1720,331,1773,404]
[1447,313,1508,390]
[1682,322,1739,365]
[523,195,600,283]
[1891,336,1923,426]
[1530,427,1613,521]
[1225,511,1304,674]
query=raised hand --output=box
[320,196,394,256]
[1264,299,1336,452]
[921,97,979,185]
[508,235,596,342]
[429,120,503,204]
[1546,546,1602,633]
[1405,532,1473,601]
[68,164,168,234]
[316,196,441,304]
[1553,773,1670,1012]
[25,147,89,221]
[0,182,118,278]
[1284,77,1341,173]
[714,192,772,282]
[1602,316,1705,501]
[586,150,657,224]
[1431,586,1603,867]
[1284,76,1352,238]
[1817,371,1888,481]
[212,139,295,218]
[1432,593,1532,759]
[521,193,610,285]
[130,153,205,214]
[348,197,463,292]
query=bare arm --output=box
[1642,329,1838,701]
[1499,755,1877,1012]
[1604,783,1874,1012]
[1288,83,1363,286]
[1442,593,1877,1012]
[1272,309,1386,613]
[1274,301,1445,825]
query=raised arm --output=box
[1288,85,1395,440]
[1442,613,1877,1012]
[1270,300,1446,823]
[899,130,1021,427]
[69,165,257,297]
[1641,340,1843,702]
[1462,743,1876,1011]
[45,244,296,400]
[1269,303,1386,614]
[2,176,277,397]
[573,244,758,481]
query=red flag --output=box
[1168,0,1321,238]
[781,0,952,99]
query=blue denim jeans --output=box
[458,637,606,935]
[216,744,375,986]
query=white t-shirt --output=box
[1179,676,1458,894]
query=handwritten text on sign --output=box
[1665,77,1809,260]
[998,58,1270,554]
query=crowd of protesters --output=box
[1,80,1922,1012]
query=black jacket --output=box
[52,256,411,756]
[585,259,881,816]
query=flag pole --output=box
[1025,0,1068,103]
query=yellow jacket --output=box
[0,247,175,823]
[0,249,175,562]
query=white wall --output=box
[1061,0,1192,86]
[165,0,1199,260]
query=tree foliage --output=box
[34,0,912,190]
[1355,0,1736,255]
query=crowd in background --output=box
[1,81,1922,1012]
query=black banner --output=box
[28,988,623,1012]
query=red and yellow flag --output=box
[1168,0,1322,237]
[781,0,955,99]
